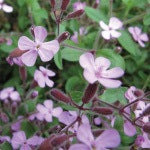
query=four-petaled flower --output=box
[79,52,124,88]
[36,100,63,122]
[128,26,149,47]
[18,26,60,66]
[34,66,55,88]
[0,87,21,102]
[99,17,123,40]
[69,124,120,150]
[11,131,44,150]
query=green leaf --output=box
[96,49,125,70]
[17,0,26,6]
[54,51,63,70]
[70,91,83,104]
[85,7,107,22]
[99,87,127,105]
[61,48,83,62]
[143,14,150,25]
[0,142,12,150]
[21,121,37,138]
[118,31,140,56]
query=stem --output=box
[93,30,101,50]
[142,75,150,91]
[123,13,146,25]
[109,0,113,17]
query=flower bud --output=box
[82,83,98,104]
[19,67,27,82]
[57,32,70,43]
[93,0,100,9]
[143,122,150,133]
[11,102,17,115]
[50,0,55,10]
[30,91,38,99]
[61,0,70,11]
[50,89,71,104]
[0,112,9,123]
[9,48,28,59]
[66,9,84,19]
[135,135,144,147]
[92,107,113,115]
[51,134,68,146]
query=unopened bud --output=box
[93,0,100,9]
[135,135,144,147]
[57,32,70,43]
[30,91,38,99]
[50,89,71,104]
[19,67,27,82]
[0,112,9,123]
[66,9,84,19]
[92,107,113,115]
[82,83,98,104]
[11,102,17,114]
[51,134,68,146]
[61,0,70,11]
[50,0,55,10]
[143,122,150,133]
[30,80,38,89]
[9,48,28,58]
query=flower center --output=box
[36,44,40,50]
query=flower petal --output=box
[52,107,63,117]
[140,33,149,42]
[101,31,111,40]
[98,78,122,88]
[83,69,97,84]
[27,136,44,146]
[109,17,123,30]
[21,50,38,66]
[10,91,21,101]
[95,57,111,70]
[44,100,53,110]
[95,129,120,148]
[110,30,121,38]
[34,70,45,88]
[99,21,109,30]
[77,124,94,147]
[18,36,35,50]
[124,120,136,137]
[134,27,141,35]
[20,144,31,150]
[45,77,54,87]
[102,67,124,78]
[138,39,145,47]
[36,104,48,114]
[2,4,13,13]
[45,114,52,122]
[39,66,55,76]
[69,144,90,150]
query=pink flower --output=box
[73,2,86,11]
[99,17,123,40]
[34,66,55,88]
[69,124,120,150]
[128,26,149,47]
[36,100,63,122]
[79,52,124,88]
[0,87,21,102]
[18,26,60,66]
[11,131,44,150]
[0,0,13,13]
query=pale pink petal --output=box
[77,124,94,147]
[79,52,95,70]
[10,91,20,101]
[128,27,134,35]
[124,120,136,137]
[138,39,145,47]
[101,31,111,40]
[39,66,55,76]
[95,57,111,69]
[109,17,123,30]
[20,144,31,150]
[27,136,44,146]
[140,33,149,42]
[102,67,124,78]
[2,4,13,13]
[69,144,90,150]
[134,27,141,35]
[36,104,48,114]
[52,107,63,117]
[36,113,44,121]
[83,69,97,84]
[141,133,150,148]
[45,77,54,87]
[98,78,122,88]
[44,100,53,110]
[81,115,90,125]
[34,70,45,88]
[18,36,35,50]
[41,40,60,55]
[71,32,78,43]
[21,50,38,66]
[0,91,9,100]
[45,114,52,122]
[34,26,47,43]
[95,129,120,148]
[38,48,54,62]
[110,30,121,38]
[99,21,109,30]
[11,131,26,149]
